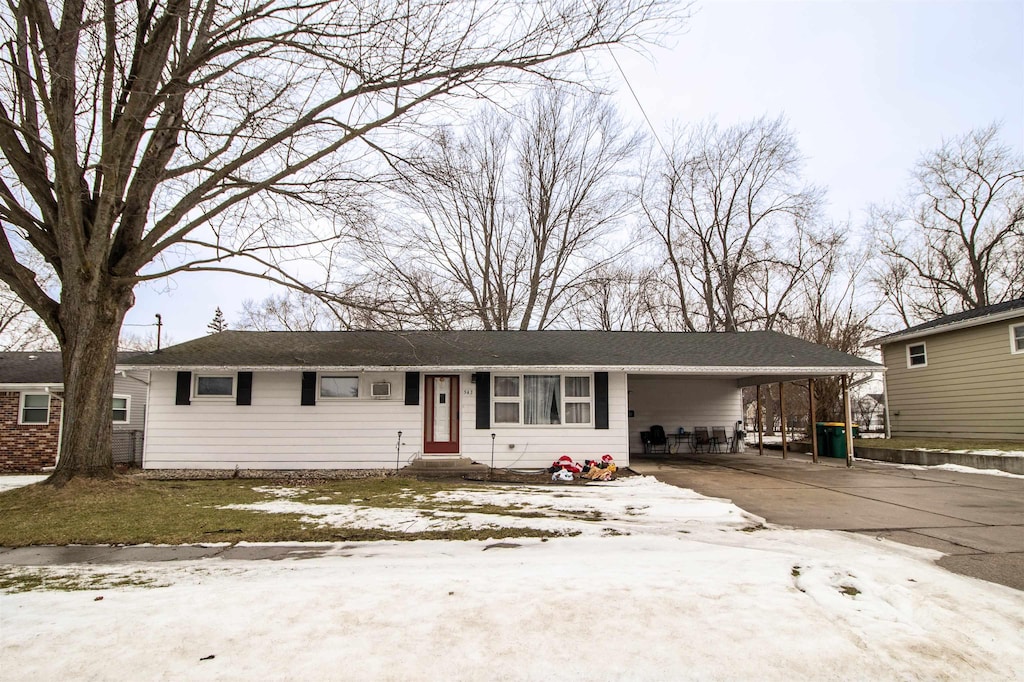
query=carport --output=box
[626,358,881,467]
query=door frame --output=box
[424,374,460,454]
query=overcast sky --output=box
[123,0,1024,344]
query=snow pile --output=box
[3,478,1024,681]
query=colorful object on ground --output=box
[582,455,616,480]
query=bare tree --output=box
[638,116,826,332]
[786,234,881,423]
[0,282,55,350]
[236,289,405,331]
[0,249,56,350]
[118,329,171,352]
[871,123,1024,325]
[358,86,642,330]
[565,263,663,330]
[0,0,680,482]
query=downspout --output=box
[881,372,892,439]
[44,387,64,471]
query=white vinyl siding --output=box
[465,372,630,468]
[144,371,420,469]
[626,376,744,454]
[883,317,1024,441]
[19,393,50,424]
[143,370,631,469]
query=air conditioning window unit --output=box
[370,381,392,399]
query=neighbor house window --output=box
[20,393,50,424]
[195,375,235,397]
[906,342,927,368]
[112,396,130,424]
[320,375,359,399]
[1011,323,1024,355]
[492,374,593,426]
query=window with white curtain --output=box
[492,374,592,426]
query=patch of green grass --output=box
[839,585,861,597]
[854,437,1023,452]
[0,566,165,593]
[0,476,577,546]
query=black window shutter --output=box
[301,372,317,406]
[175,371,192,406]
[236,372,253,406]
[475,372,490,429]
[404,372,420,406]
[594,372,609,429]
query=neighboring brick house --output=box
[0,352,149,472]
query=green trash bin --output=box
[816,422,852,458]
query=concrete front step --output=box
[402,457,489,478]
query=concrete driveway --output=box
[632,451,1024,592]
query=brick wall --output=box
[0,391,61,472]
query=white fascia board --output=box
[868,308,1024,346]
[0,383,64,391]
[116,364,880,375]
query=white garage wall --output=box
[627,376,744,453]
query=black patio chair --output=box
[711,426,730,453]
[647,425,669,454]
[692,426,711,453]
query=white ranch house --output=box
[120,330,880,471]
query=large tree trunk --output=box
[46,282,133,485]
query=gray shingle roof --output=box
[0,352,63,383]
[120,330,880,371]
[868,297,1024,346]
[0,351,147,384]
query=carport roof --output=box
[120,330,880,377]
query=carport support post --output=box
[809,378,818,464]
[756,385,764,457]
[778,382,787,459]
[842,375,854,468]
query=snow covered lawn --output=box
[3,477,1022,681]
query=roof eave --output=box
[117,363,881,374]
[867,307,1024,346]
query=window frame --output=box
[906,342,928,368]
[491,373,594,427]
[112,394,131,424]
[193,374,236,399]
[19,392,50,425]
[318,374,361,400]
[1010,323,1024,355]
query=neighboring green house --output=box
[869,298,1024,441]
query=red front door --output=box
[424,375,460,454]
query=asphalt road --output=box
[632,451,1024,591]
